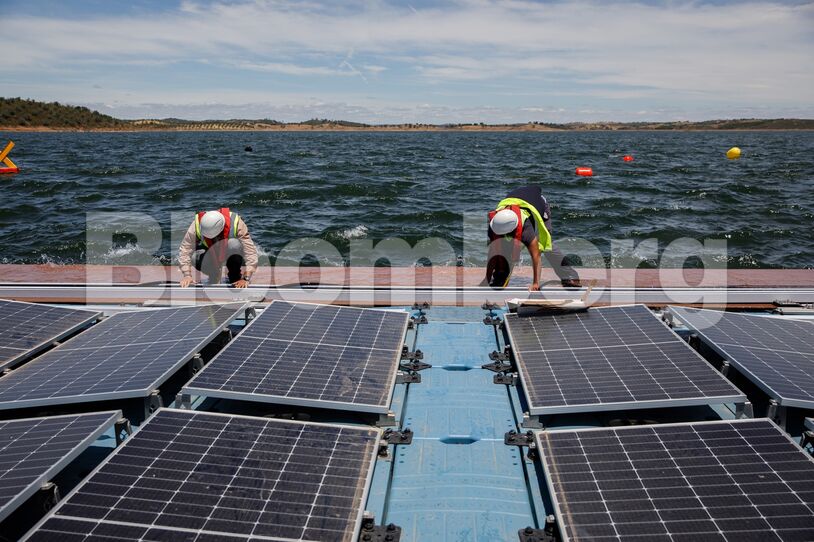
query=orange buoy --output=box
[0,141,19,174]
[0,167,19,174]
[575,166,593,176]
[623,155,634,162]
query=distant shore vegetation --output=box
[2,97,813,132]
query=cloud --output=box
[1,0,812,121]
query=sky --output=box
[1,0,812,123]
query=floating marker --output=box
[623,155,634,162]
[726,147,741,160]
[575,166,593,176]
[0,141,19,174]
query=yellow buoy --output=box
[726,147,741,160]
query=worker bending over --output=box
[178,208,257,288]
[486,186,580,290]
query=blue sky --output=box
[2,0,812,123]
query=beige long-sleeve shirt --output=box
[178,216,258,276]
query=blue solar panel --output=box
[0,411,119,522]
[537,419,814,542]
[670,306,814,408]
[25,409,381,542]
[0,304,248,410]
[183,301,410,414]
[505,305,745,415]
[0,299,100,371]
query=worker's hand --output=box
[180,276,195,288]
[529,282,540,291]
[232,279,250,289]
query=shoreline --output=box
[4,126,814,133]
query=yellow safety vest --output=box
[496,197,552,252]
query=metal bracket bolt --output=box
[395,371,421,384]
[359,514,402,542]
[494,373,518,386]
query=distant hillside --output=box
[1,97,813,131]
[0,97,128,129]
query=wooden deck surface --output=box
[1,264,812,288]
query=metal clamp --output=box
[483,315,502,327]
[244,306,257,322]
[800,431,814,452]
[382,428,414,446]
[505,430,535,447]
[494,373,518,386]
[518,516,558,542]
[359,513,402,542]
[482,302,500,311]
[401,347,424,361]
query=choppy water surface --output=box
[1,130,812,268]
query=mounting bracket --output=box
[37,482,61,512]
[358,513,402,542]
[189,353,204,376]
[800,431,814,452]
[767,399,787,429]
[483,315,503,327]
[494,373,518,386]
[720,360,730,377]
[244,306,257,322]
[482,302,500,311]
[376,411,397,427]
[382,427,413,446]
[735,402,754,419]
[401,347,424,361]
[482,360,513,373]
[399,359,431,373]
[521,413,544,430]
[395,371,421,384]
[175,393,192,409]
[115,417,133,446]
[147,389,164,414]
[505,429,535,447]
[412,302,431,311]
[517,516,558,542]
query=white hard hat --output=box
[200,210,225,238]
[490,209,519,236]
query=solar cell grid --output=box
[669,307,814,408]
[25,409,381,542]
[0,303,247,410]
[0,299,100,370]
[537,419,814,542]
[505,305,745,415]
[0,411,120,522]
[183,301,410,414]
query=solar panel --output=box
[183,301,410,414]
[0,410,120,522]
[669,306,814,409]
[0,299,100,371]
[536,419,814,542]
[25,409,381,542]
[0,304,248,411]
[504,305,745,415]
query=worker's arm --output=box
[528,238,541,291]
[235,219,258,281]
[178,222,197,287]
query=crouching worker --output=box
[178,208,257,288]
[486,185,580,291]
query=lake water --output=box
[1,130,812,268]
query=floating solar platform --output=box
[504,305,745,416]
[0,410,120,522]
[670,306,814,409]
[183,301,410,414]
[0,303,248,411]
[536,418,814,542]
[0,299,100,371]
[25,408,382,542]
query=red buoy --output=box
[623,155,634,162]
[575,166,593,177]
[0,167,19,175]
